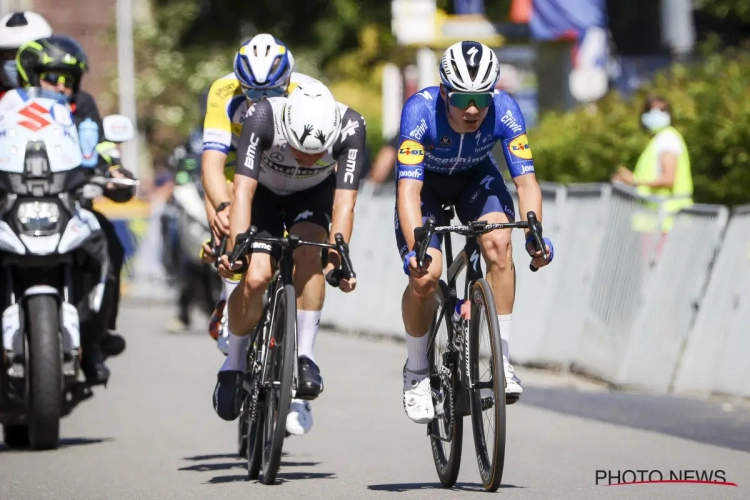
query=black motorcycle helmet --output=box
[15,34,88,94]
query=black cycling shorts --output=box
[248,174,334,261]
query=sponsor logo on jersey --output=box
[397,140,424,165]
[341,119,360,140]
[398,168,423,179]
[243,132,259,169]
[410,119,428,141]
[344,148,357,184]
[508,133,532,160]
[439,136,451,146]
[501,110,523,134]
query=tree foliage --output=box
[531,41,750,207]
[695,0,750,23]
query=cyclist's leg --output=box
[285,176,333,396]
[213,184,280,421]
[454,155,521,396]
[395,180,445,424]
[210,178,239,344]
[283,177,334,435]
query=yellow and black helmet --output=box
[16,34,88,93]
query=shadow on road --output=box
[0,437,114,453]
[180,451,330,485]
[368,482,524,492]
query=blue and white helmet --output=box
[233,34,294,102]
[439,40,500,92]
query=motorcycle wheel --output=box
[25,295,63,451]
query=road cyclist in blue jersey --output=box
[394,40,555,424]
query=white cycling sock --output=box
[220,328,249,372]
[297,310,321,363]
[223,278,240,302]
[405,332,429,372]
[498,314,512,366]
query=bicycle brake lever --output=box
[414,217,435,269]
[335,233,356,280]
[526,211,547,272]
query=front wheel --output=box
[428,280,463,487]
[468,279,507,492]
[25,295,63,451]
[260,284,296,485]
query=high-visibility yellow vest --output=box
[631,126,693,233]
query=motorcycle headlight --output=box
[16,201,61,236]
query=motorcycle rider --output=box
[13,34,135,385]
[0,11,52,99]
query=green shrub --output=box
[529,44,750,207]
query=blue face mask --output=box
[2,60,18,88]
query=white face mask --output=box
[641,108,671,132]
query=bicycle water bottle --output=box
[78,118,99,168]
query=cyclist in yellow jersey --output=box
[199,34,320,434]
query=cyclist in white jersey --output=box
[213,81,367,437]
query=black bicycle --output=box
[220,226,355,485]
[413,206,546,492]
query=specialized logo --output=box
[294,210,313,222]
[508,134,532,160]
[480,175,494,190]
[18,102,51,132]
[397,140,424,166]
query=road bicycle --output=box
[413,206,546,492]
[221,226,355,485]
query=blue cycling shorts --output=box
[394,155,516,259]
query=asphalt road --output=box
[1,300,748,500]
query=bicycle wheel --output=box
[428,280,463,487]
[260,284,296,485]
[468,278,507,492]
[246,372,264,479]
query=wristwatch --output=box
[215,202,230,213]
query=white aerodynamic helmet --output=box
[281,82,342,155]
[0,11,53,50]
[439,40,500,92]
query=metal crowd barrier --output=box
[672,204,750,398]
[320,179,746,399]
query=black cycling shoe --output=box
[213,370,243,421]
[81,348,110,386]
[101,331,126,359]
[296,357,323,400]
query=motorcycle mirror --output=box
[103,115,135,143]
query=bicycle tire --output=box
[428,279,463,487]
[246,390,264,479]
[260,284,296,485]
[468,278,507,492]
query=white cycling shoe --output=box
[505,363,523,397]
[286,399,313,436]
[217,326,229,356]
[403,364,434,424]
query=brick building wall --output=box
[30,0,118,114]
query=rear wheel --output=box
[260,284,296,485]
[428,280,464,487]
[468,279,507,492]
[25,295,63,451]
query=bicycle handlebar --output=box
[209,233,228,270]
[414,211,548,272]
[224,225,357,287]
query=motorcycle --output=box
[0,88,135,450]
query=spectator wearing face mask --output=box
[611,95,694,235]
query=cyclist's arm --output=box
[230,101,274,251]
[330,108,367,248]
[499,97,543,238]
[201,79,234,212]
[395,99,428,252]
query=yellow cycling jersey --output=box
[202,71,323,181]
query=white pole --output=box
[116,0,139,177]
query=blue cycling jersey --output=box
[395,86,534,182]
